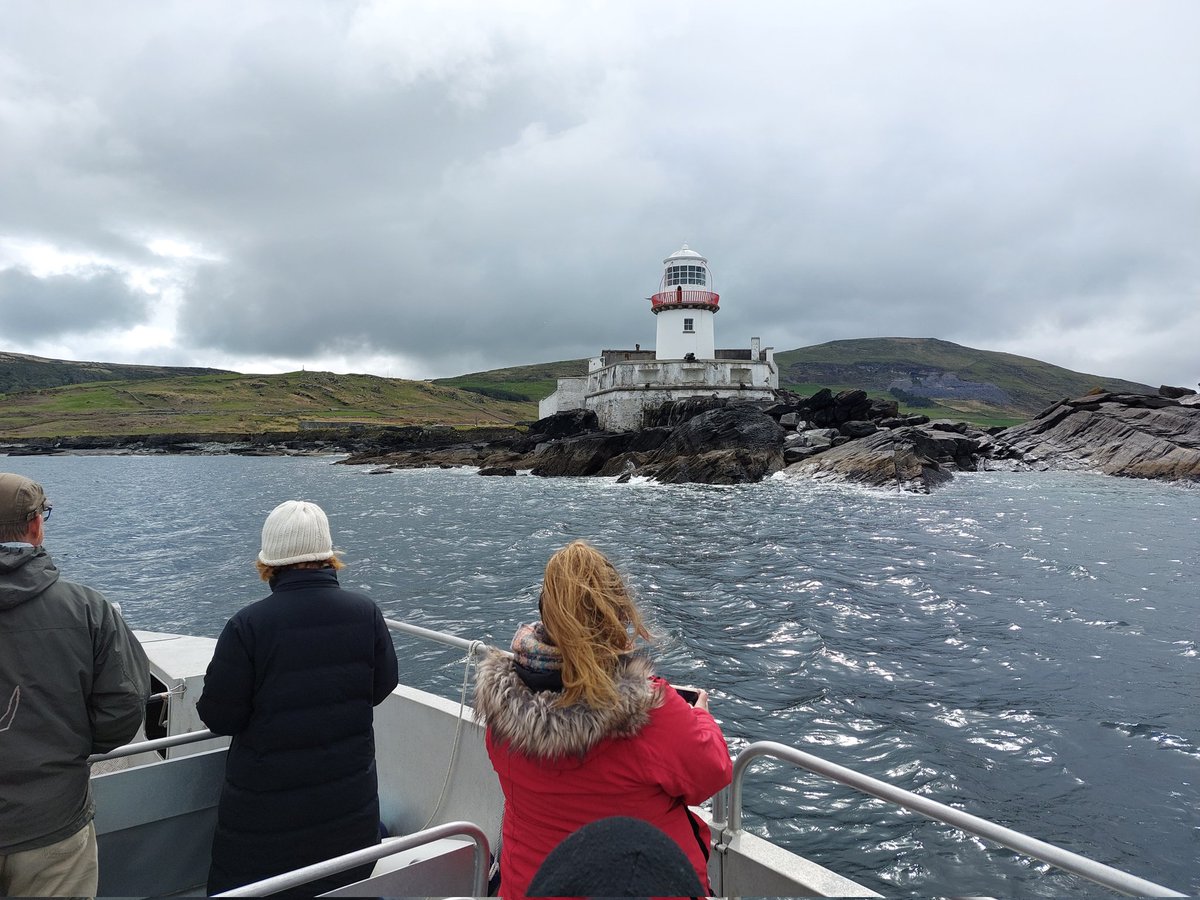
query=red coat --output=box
[474,652,732,900]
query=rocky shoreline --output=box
[339,385,1200,492]
[4,386,1198,493]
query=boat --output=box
[88,621,1185,897]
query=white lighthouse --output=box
[651,243,719,360]
[538,242,779,430]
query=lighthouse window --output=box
[683,318,694,333]
[665,265,707,287]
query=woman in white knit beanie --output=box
[197,499,399,895]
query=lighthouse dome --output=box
[664,242,706,264]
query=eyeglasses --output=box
[27,503,51,522]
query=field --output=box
[0,371,536,438]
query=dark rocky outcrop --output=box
[782,425,992,493]
[636,406,785,485]
[995,392,1200,480]
[1159,385,1197,400]
[330,383,1200,491]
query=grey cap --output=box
[0,473,47,527]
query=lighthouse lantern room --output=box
[651,244,720,360]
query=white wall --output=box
[538,377,588,419]
[583,358,778,430]
[655,308,716,360]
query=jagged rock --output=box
[794,428,839,448]
[760,402,795,419]
[868,398,900,419]
[879,416,933,429]
[807,388,835,410]
[783,445,827,464]
[479,466,517,476]
[778,411,803,429]
[531,432,636,477]
[640,447,784,485]
[652,405,785,458]
[783,426,955,493]
[513,409,600,451]
[637,406,786,485]
[643,396,741,428]
[998,394,1200,480]
[839,420,878,439]
[1159,385,1196,399]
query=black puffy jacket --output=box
[197,567,399,894]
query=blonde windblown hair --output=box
[539,540,652,709]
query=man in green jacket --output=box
[0,473,150,897]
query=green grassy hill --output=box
[437,338,1156,429]
[776,338,1154,424]
[1,351,231,394]
[0,339,1158,438]
[0,370,536,438]
[433,359,589,402]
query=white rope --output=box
[418,639,487,832]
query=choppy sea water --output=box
[8,454,1198,896]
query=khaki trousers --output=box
[0,821,98,898]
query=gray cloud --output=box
[0,268,150,341]
[1,0,1197,387]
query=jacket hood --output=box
[0,544,58,611]
[473,650,659,759]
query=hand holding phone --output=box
[672,684,709,710]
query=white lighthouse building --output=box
[540,243,778,431]
[652,244,719,361]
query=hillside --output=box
[0,370,535,438]
[435,338,1155,427]
[775,338,1154,419]
[0,350,232,394]
[433,359,589,402]
[0,339,1160,438]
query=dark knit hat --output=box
[527,816,705,898]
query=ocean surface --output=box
[8,454,1198,896]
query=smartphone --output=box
[673,685,701,705]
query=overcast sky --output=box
[1,1,1197,388]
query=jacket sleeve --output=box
[372,606,400,705]
[197,616,255,736]
[89,599,152,753]
[643,679,733,805]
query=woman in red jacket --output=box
[473,540,732,899]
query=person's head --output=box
[527,816,705,898]
[255,500,343,581]
[540,540,651,709]
[0,473,52,545]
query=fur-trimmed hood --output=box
[473,650,659,759]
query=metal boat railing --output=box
[96,624,1183,897]
[384,616,511,658]
[89,728,216,763]
[212,820,490,897]
[712,740,1185,898]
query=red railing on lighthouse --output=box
[650,287,720,312]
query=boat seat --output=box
[320,836,478,897]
